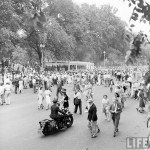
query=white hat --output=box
[87,98,93,103]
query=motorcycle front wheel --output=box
[66,115,73,128]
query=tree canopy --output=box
[0,0,131,67]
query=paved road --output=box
[0,85,148,150]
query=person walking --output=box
[4,82,12,105]
[32,77,36,93]
[73,89,82,115]
[37,87,44,110]
[19,78,24,93]
[136,88,146,113]
[110,92,122,137]
[56,79,63,98]
[61,88,69,110]
[23,76,28,89]
[14,78,19,94]
[87,99,100,138]
[44,87,51,110]
[102,95,110,121]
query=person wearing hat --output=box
[110,92,122,137]
[61,88,69,110]
[50,98,66,126]
[73,88,82,114]
[87,98,100,138]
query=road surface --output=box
[0,85,148,150]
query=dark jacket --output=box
[88,103,98,122]
[63,94,69,108]
[50,104,65,118]
[110,100,122,114]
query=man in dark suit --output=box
[87,99,100,138]
[110,93,122,137]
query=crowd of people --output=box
[0,65,150,143]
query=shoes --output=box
[91,134,97,138]
[116,129,119,132]
[113,131,116,137]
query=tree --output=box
[123,0,150,65]
[0,0,131,69]
[0,0,21,78]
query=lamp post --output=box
[40,44,45,71]
[103,51,106,67]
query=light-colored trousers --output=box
[88,121,99,135]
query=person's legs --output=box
[88,121,92,132]
[106,107,110,121]
[56,88,59,98]
[114,114,120,132]
[91,121,99,137]
[2,93,5,104]
[0,95,2,105]
[74,104,78,113]
[121,98,124,108]
[103,107,107,119]
[38,100,41,109]
[15,86,17,94]
[111,114,115,126]
[33,84,36,93]
[110,87,113,92]
[79,100,82,114]
[5,91,11,105]
[45,99,49,110]
[7,93,11,105]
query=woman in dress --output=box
[5,82,12,105]
[44,87,51,110]
[102,95,110,121]
[19,78,24,93]
[137,88,145,113]
[37,87,44,110]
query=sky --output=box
[73,0,150,34]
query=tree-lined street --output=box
[1,0,150,150]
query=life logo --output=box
[126,137,149,149]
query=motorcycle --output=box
[38,108,73,136]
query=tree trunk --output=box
[36,44,42,66]
[1,60,4,83]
